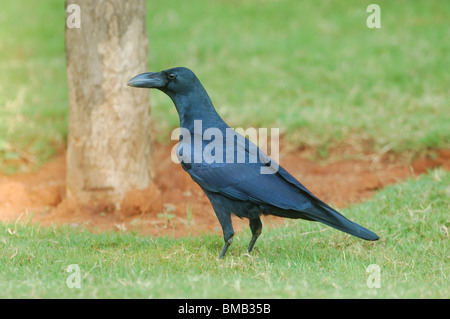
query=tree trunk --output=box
[65,0,152,207]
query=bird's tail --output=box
[275,203,379,241]
[309,203,379,240]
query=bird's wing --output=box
[185,159,379,241]
[184,158,317,211]
[178,132,324,210]
[180,133,379,241]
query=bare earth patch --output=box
[0,142,448,237]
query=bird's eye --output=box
[168,73,177,80]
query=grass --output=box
[1,1,449,173]
[146,0,450,152]
[0,1,67,173]
[1,168,448,298]
[0,0,448,299]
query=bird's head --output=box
[128,67,219,123]
[127,67,199,96]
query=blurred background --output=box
[0,0,449,173]
[0,1,449,299]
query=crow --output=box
[128,67,379,258]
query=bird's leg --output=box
[214,210,234,259]
[247,217,262,254]
[218,235,233,259]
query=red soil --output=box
[0,142,448,238]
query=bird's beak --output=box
[127,72,167,88]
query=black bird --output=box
[128,67,379,258]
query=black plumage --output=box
[128,67,379,258]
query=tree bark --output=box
[65,0,152,207]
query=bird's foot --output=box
[218,236,234,259]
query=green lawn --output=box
[147,0,450,152]
[0,0,448,299]
[0,0,449,172]
[1,169,448,298]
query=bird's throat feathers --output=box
[168,85,226,131]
